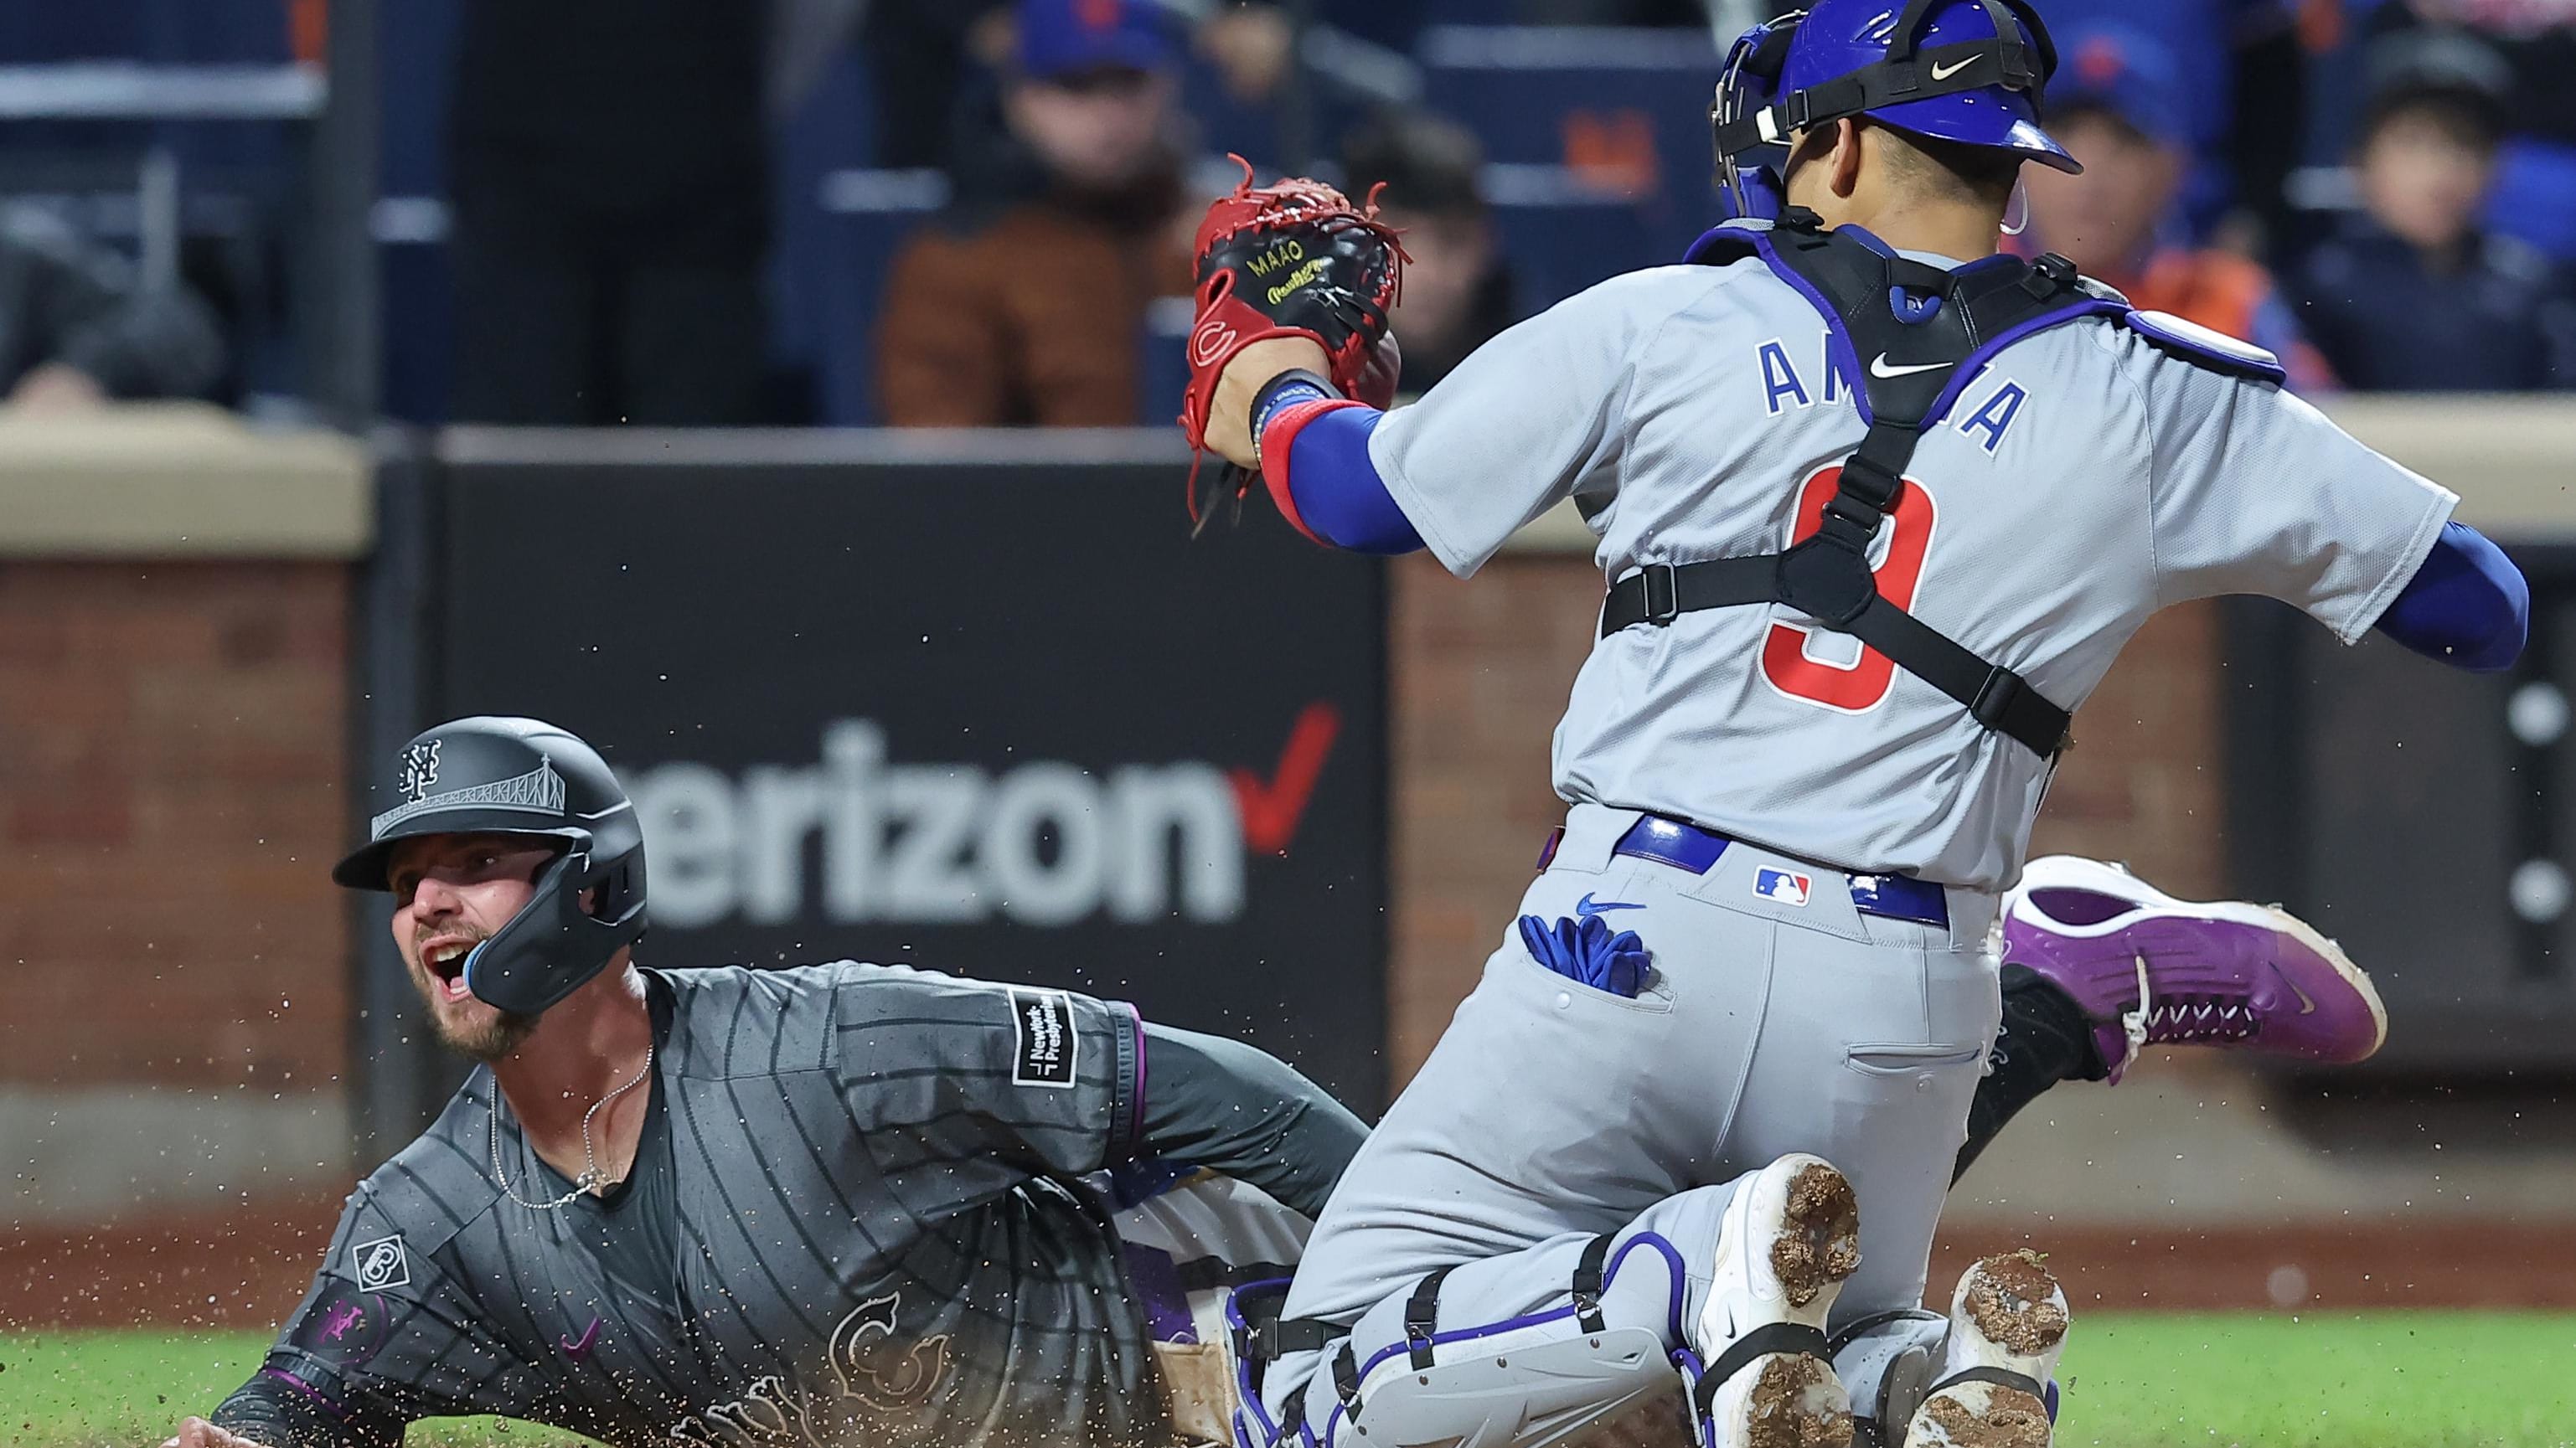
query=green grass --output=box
[4,1312,2573,1447]
[0,1332,597,1448]
[2057,1311,2576,1448]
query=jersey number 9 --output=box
[1761,463,1938,713]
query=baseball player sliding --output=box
[164,717,1367,1448]
[1179,1,2529,1445]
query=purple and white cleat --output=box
[2000,857,2387,1084]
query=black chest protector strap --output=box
[1602,210,2102,758]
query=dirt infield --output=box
[7,1197,2573,1331]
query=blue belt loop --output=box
[1600,816,1948,929]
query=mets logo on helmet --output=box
[399,740,442,802]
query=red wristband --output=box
[1257,398,1371,546]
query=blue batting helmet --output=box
[1713,0,2081,219]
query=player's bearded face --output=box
[386,834,552,1062]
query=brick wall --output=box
[1384,552,2223,1085]
[0,561,352,1092]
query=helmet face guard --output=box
[461,843,649,1017]
[1711,0,2077,222]
[1714,17,1799,220]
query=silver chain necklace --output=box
[488,1043,656,1211]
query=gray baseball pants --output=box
[1260,804,2002,1438]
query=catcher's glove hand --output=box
[1180,156,1407,531]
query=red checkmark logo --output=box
[1230,702,1342,856]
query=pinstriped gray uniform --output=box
[245,962,1168,1448]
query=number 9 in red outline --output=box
[1760,463,1938,713]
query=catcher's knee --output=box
[1316,1327,1677,1448]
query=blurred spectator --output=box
[2290,32,2576,389]
[2363,2,2576,145]
[865,1,1303,173]
[876,0,1195,426]
[2021,0,2309,243]
[1340,112,1518,394]
[2017,24,2338,391]
[2361,4,2576,259]
[446,0,770,425]
[0,205,225,412]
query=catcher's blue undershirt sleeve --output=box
[2372,521,2527,672]
[1252,380,1422,554]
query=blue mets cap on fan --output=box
[1713,0,2081,219]
[1018,0,1178,80]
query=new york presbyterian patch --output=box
[1008,987,1079,1088]
[352,1233,411,1291]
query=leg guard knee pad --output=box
[1345,1327,1680,1448]
[1245,1231,1697,1448]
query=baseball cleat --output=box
[1694,1154,1864,1448]
[2000,856,2387,1084]
[1902,1250,2068,1448]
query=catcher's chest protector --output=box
[1601,209,2129,758]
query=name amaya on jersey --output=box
[1754,332,2032,457]
[1360,249,2454,891]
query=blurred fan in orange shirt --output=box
[2014,23,2337,392]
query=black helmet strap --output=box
[1712,0,2057,162]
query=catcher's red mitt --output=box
[1180,156,1407,530]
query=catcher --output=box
[1174,3,2523,1445]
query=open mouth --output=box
[417,936,483,1002]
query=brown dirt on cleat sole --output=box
[1963,1250,2068,1357]
[1770,1164,1862,1309]
[1920,1385,2052,1448]
[1742,1355,1855,1448]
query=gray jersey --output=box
[235,963,1164,1448]
[1369,253,2455,890]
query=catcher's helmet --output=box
[334,716,648,1017]
[1713,0,2080,219]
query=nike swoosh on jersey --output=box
[1930,56,1978,80]
[1869,353,1949,379]
[1575,893,1645,918]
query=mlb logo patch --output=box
[1753,868,1813,907]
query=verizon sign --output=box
[636,710,1341,929]
[431,451,1389,1102]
